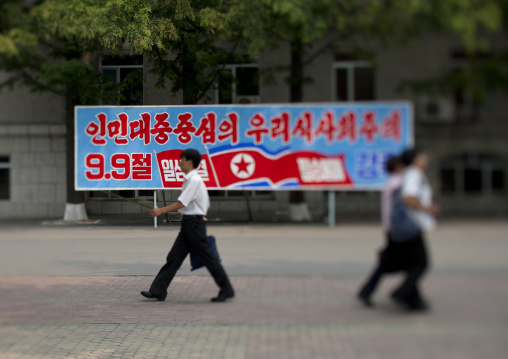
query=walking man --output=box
[389,148,437,310]
[141,148,235,302]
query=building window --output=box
[440,154,506,195]
[333,56,375,101]
[450,51,488,121]
[208,190,272,198]
[0,156,10,200]
[88,190,153,200]
[89,55,145,200]
[101,55,144,106]
[216,63,260,104]
[212,63,271,199]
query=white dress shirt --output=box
[178,169,210,216]
[401,166,436,231]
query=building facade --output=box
[1,36,507,220]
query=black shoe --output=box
[408,299,430,312]
[390,293,410,310]
[140,291,165,301]
[211,289,235,302]
[357,293,374,308]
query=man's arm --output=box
[149,201,184,218]
[403,196,439,216]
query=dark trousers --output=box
[149,216,234,300]
[359,231,429,305]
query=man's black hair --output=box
[180,149,201,169]
[400,147,421,166]
[386,156,402,174]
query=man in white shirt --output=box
[141,149,235,302]
[390,148,438,311]
[401,160,437,232]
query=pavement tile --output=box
[1,220,508,358]
[0,274,507,358]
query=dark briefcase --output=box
[190,235,221,271]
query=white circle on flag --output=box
[231,153,255,179]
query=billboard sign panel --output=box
[75,103,412,190]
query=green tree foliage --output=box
[200,0,503,101]
[0,0,181,102]
[395,1,508,103]
[26,0,249,104]
[0,0,189,205]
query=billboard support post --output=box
[328,190,335,228]
[161,190,170,223]
[154,190,157,229]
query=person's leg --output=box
[391,265,425,303]
[358,265,383,306]
[358,233,392,306]
[147,230,191,300]
[185,217,234,299]
[391,233,429,308]
[404,286,429,310]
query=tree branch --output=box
[195,40,241,103]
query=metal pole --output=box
[244,190,253,222]
[154,190,157,229]
[328,190,335,228]
[161,190,170,223]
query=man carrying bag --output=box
[141,148,235,303]
[390,148,438,311]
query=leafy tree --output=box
[398,0,508,105]
[0,0,182,219]
[201,0,502,101]
[35,0,249,104]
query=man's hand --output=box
[148,202,184,218]
[405,196,439,216]
[149,208,163,218]
[425,204,440,216]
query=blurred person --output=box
[358,148,438,311]
[389,148,438,311]
[141,149,235,302]
[357,155,405,307]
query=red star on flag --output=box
[234,156,251,175]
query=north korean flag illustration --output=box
[155,146,353,189]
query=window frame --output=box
[214,63,259,104]
[208,190,274,199]
[449,58,479,121]
[211,63,272,199]
[0,156,10,201]
[88,190,154,200]
[89,57,146,200]
[331,60,374,102]
[440,155,506,195]
[100,56,144,106]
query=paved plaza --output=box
[1,218,508,358]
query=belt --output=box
[182,214,204,218]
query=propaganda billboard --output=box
[75,103,413,190]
